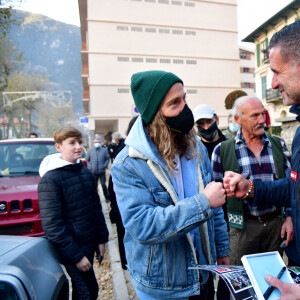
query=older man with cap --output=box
[111,70,229,300]
[193,104,227,160]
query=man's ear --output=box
[55,143,62,153]
[234,115,242,125]
[216,116,219,126]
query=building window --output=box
[186,30,196,36]
[146,58,157,63]
[184,1,195,6]
[261,38,269,63]
[186,59,197,65]
[117,57,130,62]
[187,89,197,94]
[145,27,157,33]
[261,76,267,99]
[158,0,169,3]
[117,88,130,93]
[243,68,250,73]
[117,26,129,31]
[145,0,155,2]
[132,57,144,62]
[160,58,171,63]
[172,0,182,5]
[159,28,170,34]
[243,82,251,88]
[240,52,247,59]
[172,30,183,35]
[173,59,184,64]
[280,110,287,118]
[131,26,143,32]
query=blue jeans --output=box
[64,253,98,300]
[94,173,108,200]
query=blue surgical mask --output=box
[229,122,240,133]
[94,143,100,148]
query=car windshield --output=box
[0,142,57,177]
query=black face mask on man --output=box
[165,104,194,135]
[198,121,218,141]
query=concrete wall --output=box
[81,0,240,136]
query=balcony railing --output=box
[266,88,281,102]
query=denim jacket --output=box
[111,117,229,298]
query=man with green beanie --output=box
[111,70,229,300]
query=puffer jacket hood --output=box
[39,153,80,177]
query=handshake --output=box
[204,171,252,209]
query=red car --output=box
[0,138,57,236]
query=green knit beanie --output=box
[131,70,183,124]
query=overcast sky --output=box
[10,0,294,48]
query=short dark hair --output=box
[29,132,38,137]
[269,20,300,63]
[126,116,138,136]
[53,126,83,144]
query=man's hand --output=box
[223,171,250,198]
[76,256,92,272]
[203,182,226,209]
[98,244,106,257]
[265,275,300,300]
[281,216,294,247]
[217,255,230,265]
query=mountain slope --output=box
[8,10,83,113]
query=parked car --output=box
[0,138,57,236]
[0,235,69,299]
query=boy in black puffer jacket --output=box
[38,126,109,300]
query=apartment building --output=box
[239,46,255,96]
[243,0,300,131]
[78,0,240,140]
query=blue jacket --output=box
[86,146,110,174]
[111,117,229,298]
[254,105,300,265]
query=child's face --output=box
[55,137,83,163]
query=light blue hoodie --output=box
[111,116,229,298]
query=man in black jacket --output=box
[111,132,125,158]
[193,104,227,159]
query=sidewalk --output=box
[98,184,137,300]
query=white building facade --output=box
[239,46,255,97]
[243,1,300,130]
[79,0,240,141]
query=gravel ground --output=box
[93,222,138,300]
[96,179,138,300]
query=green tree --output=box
[0,0,22,37]
[0,36,23,92]
[0,36,23,139]
[2,72,49,138]
[35,101,76,138]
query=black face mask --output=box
[165,104,194,135]
[198,121,218,141]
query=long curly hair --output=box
[147,110,198,174]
